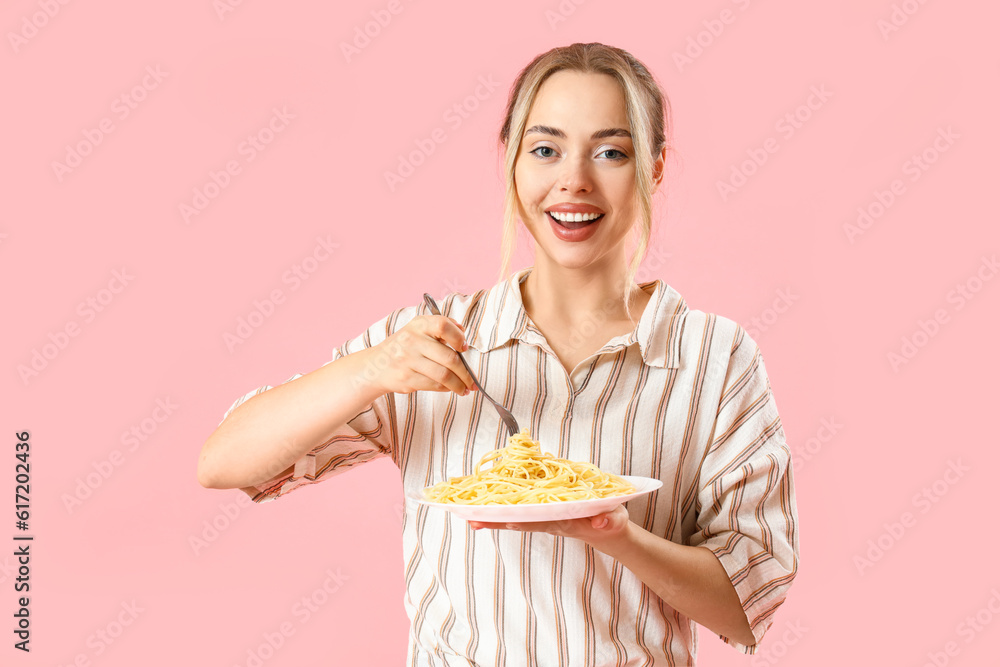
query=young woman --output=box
[198,42,799,666]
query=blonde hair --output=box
[497,42,672,322]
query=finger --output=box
[470,521,505,530]
[434,318,476,390]
[418,336,476,393]
[514,521,570,534]
[409,355,470,395]
[417,315,473,388]
[422,314,468,354]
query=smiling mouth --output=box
[546,211,605,229]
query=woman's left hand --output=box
[468,503,632,550]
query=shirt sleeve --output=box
[221,305,419,504]
[687,325,800,654]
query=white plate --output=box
[406,475,663,523]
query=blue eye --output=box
[529,146,556,158]
[527,146,628,161]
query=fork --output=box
[423,293,520,438]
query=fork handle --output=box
[422,294,483,389]
[423,294,518,437]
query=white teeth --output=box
[548,211,603,222]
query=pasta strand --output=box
[421,429,636,505]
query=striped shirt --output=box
[225,266,800,666]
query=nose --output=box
[557,155,593,194]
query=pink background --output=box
[4,1,998,665]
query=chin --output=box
[538,249,598,270]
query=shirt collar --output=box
[467,266,688,369]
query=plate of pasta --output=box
[408,429,662,523]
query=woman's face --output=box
[514,70,642,272]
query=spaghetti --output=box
[421,429,636,505]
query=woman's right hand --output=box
[365,314,477,397]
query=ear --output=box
[651,146,668,192]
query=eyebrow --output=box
[524,125,632,140]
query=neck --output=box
[519,261,649,328]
